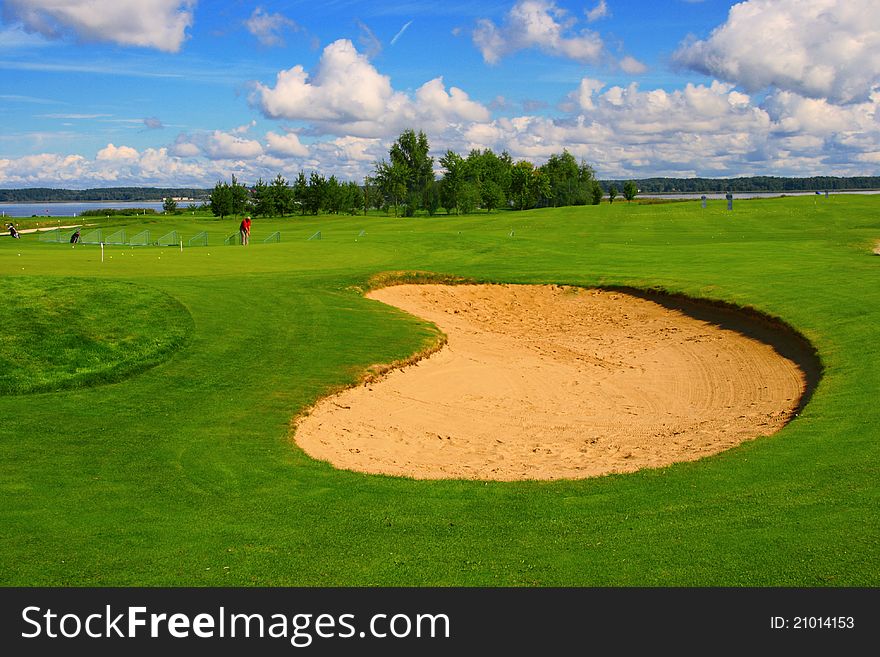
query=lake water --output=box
[0,201,191,218]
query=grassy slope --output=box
[0,196,878,586]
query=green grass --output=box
[1,195,879,586]
[0,277,191,395]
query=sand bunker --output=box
[293,284,810,481]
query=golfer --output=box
[240,215,251,246]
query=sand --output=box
[293,284,810,481]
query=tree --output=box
[362,177,379,215]
[293,172,308,215]
[576,161,597,206]
[590,181,603,205]
[325,175,342,214]
[271,174,294,216]
[162,196,177,214]
[373,159,407,216]
[250,178,273,217]
[608,185,618,204]
[623,180,638,202]
[389,129,434,214]
[465,148,513,212]
[423,179,441,216]
[480,179,505,213]
[306,172,326,215]
[209,180,232,218]
[509,161,550,211]
[457,182,481,215]
[540,150,579,207]
[439,150,465,215]
[229,174,249,216]
[342,181,364,215]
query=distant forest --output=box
[2,176,879,203]
[600,176,880,194]
[0,187,210,203]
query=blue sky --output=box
[1,0,878,187]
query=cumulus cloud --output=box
[0,146,208,186]
[464,79,776,176]
[413,78,491,126]
[170,126,265,161]
[251,39,490,138]
[673,0,880,104]
[0,153,87,185]
[2,0,195,52]
[170,134,201,158]
[565,77,605,111]
[253,40,398,126]
[462,75,880,178]
[265,131,309,158]
[204,130,264,160]
[96,143,139,161]
[473,0,604,64]
[7,77,880,186]
[245,7,299,47]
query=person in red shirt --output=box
[239,215,251,245]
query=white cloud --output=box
[232,121,257,135]
[204,130,264,160]
[245,7,299,48]
[252,39,490,138]
[171,127,265,161]
[253,40,398,127]
[674,0,880,104]
[265,131,309,158]
[465,80,775,175]
[586,1,610,23]
[567,77,605,111]
[0,146,208,186]
[0,153,87,185]
[460,76,880,178]
[135,147,207,182]
[2,0,195,53]
[96,143,139,161]
[5,58,880,187]
[619,56,647,75]
[325,136,382,163]
[6,76,880,188]
[306,137,388,180]
[413,77,492,126]
[473,0,604,64]
[170,136,201,158]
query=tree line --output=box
[0,187,210,203]
[208,173,364,219]
[605,176,880,194]
[210,129,629,219]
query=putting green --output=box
[0,277,192,395]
